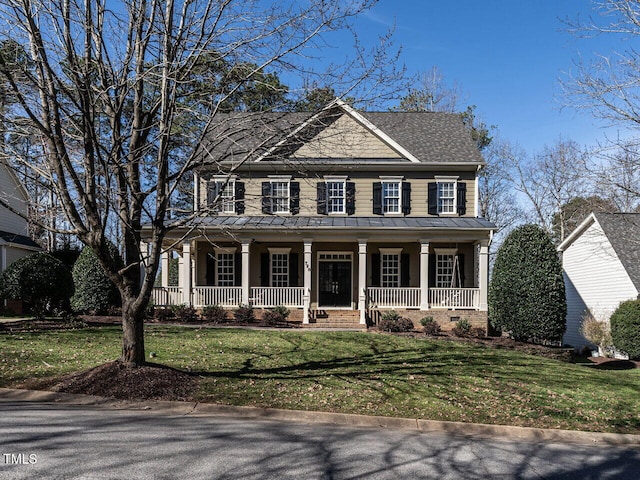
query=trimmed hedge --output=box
[0,252,74,318]
[610,299,640,360]
[489,224,566,343]
[71,245,121,315]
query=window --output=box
[379,248,402,288]
[438,182,455,214]
[263,177,299,215]
[271,182,289,214]
[271,252,289,287]
[327,181,345,214]
[434,249,462,288]
[208,176,244,215]
[382,181,400,214]
[216,252,235,286]
[428,177,465,216]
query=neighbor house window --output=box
[380,248,402,288]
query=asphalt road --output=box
[1,400,639,480]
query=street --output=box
[1,400,639,479]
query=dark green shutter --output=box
[457,254,465,288]
[401,182,411,215]
[289,252,299,287]
[371,253,381,287]
[260,253,270,286]
[346,182,356,215]
[428,183,438,215]
[206,253,215,286]
[290,181,300,215]
[401,253,410,287]
[317,182,327,214]
[456,182,467,215]
[428,253,436,287]
[234,252,242,286]
[235,182,245,214]
[372,182,382,215]
[208,182,220,213]
[261,182,272,214]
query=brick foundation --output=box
[368,309,488,332]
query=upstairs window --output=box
[207,176,245,215]
[428,177,466,216]
[317,178,355,215]
[262,176,300,215]
[373,178,411,215]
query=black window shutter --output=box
[371,253,381,287]
[261,182,272,214]
[260,253,270,286]
[428,183,438,215]
[428,253,436,287]
[401,253,410,287]
[372,182,382,215]
[289,252,299,287]
[206,253,215,286]
[456,182,467,216]
[401,182,411,215]
[290,181,300,215]
[234,252,242,286]
[456,254,465,288]
[316,182,327,214]
[235,182,245,214]
[346,182,356,215]
[208,182,220,213]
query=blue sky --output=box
[349,1,624,154]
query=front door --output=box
[318,261,351,307]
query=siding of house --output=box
[562,219,638,349]
[0,163,29,236]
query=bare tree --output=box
[393,66,463,113]
[0,0,399,365]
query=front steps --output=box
[301,309,365,330]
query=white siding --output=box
[0,162,29,236]
[562,220,638,349]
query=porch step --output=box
[302,310,365,330]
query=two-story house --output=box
[152,100,495,329]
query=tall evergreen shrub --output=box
[0,252,74,318]
[489,224,566,342]
[71,245,121,314]
[610,299,640,360]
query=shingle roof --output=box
[197,105,483,166]
[0,230,41,249]
[595,213,640,291]
[196,215,495,230]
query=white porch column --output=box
[303,240,313,324]
[161,250,170,287]
[420,240,430,310]
[181,240,192,305]
[358,239,367,324]
[241,240,251,306]
[478,240,489,311]
[139,241,148,288]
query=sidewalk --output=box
[1,387,639,447]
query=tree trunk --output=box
[121,297,146,366]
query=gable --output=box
[0,161,29,236]
[291,113,404,160]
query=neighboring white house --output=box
[0,160,40,272]
[558,212,640,349]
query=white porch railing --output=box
[429,288,480,309]
[367,287,421,309]
[250,287,305,307]
[151,286,183,306]
[192,286,242,307]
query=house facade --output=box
[559,212,640,349]
[152,101,495,328]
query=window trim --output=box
[434,248,458,288]
[268,247,291,287]
[324,176,348,215]
[211,175,237,215]
[379,247,402,288]
[378,176,405,216]
[435,176,458,215]
[214,247,237,286]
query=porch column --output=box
[420,240,430,310]
[161,250,170,287]
[241,240,251,306]
[358,239,367,324]
[478,240,489,311]
[303,240,312,324]
[139,241,148,288]
[181,240,192,305]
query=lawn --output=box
[1,324,639,434]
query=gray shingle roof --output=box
[0,230,40,249]
[595,213,640,291]
[196,215,495,230]
[197,105,483,166]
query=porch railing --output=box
[429,288,480,309]
[250,287,305,307]
[367,287,421,309]
[151,286,183,306]
[192,286,242,307]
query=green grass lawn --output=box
[1,325,639,434]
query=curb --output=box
[1,387,639,447]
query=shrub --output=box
[469,326,486,338]
[610,299,640,360]
[489,224,566,343]
[153,307,174,322]
[170,304,199,323]
[71,245,121,315]
[234,304,255,323]
[201,305,228,324]
[379,310,414,332]
[580,311,613,357]
[0,252,74,319]
[261,306,290,326]
[452,318,472,337]
[420,316,441,336]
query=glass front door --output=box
[318,261,351,307]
